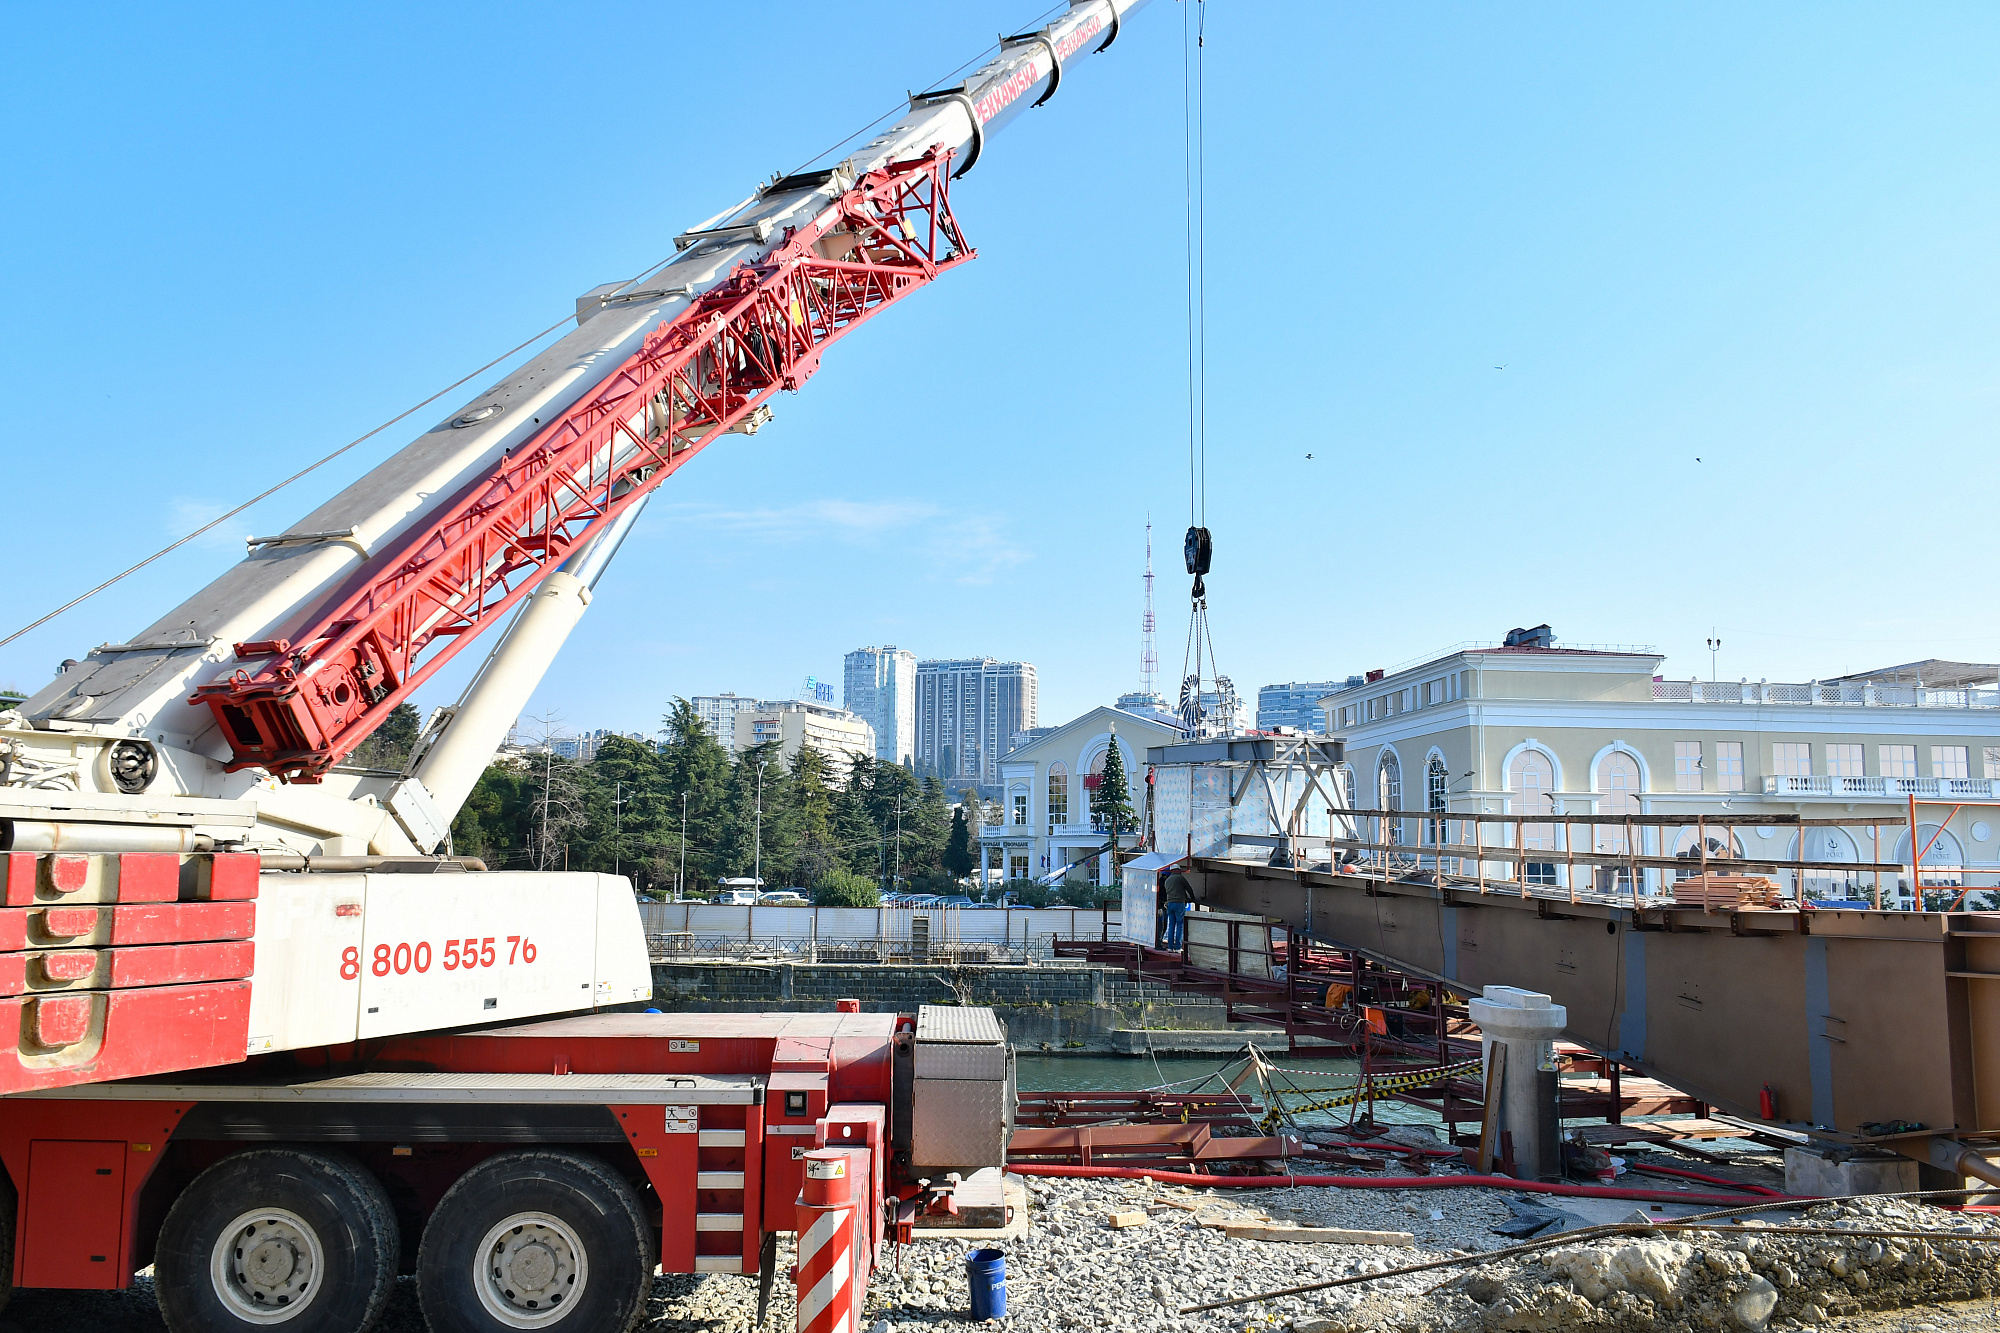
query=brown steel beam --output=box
[1189,857,2000,1142]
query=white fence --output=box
[637,903,1119,962]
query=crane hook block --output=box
[1183,526,1212,577]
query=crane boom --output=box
[0,0,1155,1106]
[12,0,1147,856]
[195,152,969,783]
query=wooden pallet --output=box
[1671,874,1781,908]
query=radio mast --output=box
[1140,518,1158,697]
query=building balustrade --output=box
[1654,678,2000,709]
[1761,774,1996,799]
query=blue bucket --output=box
[966,1248,1007,1320]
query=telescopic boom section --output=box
[194,151,971,782]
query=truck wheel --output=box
[154,1149,398,1333]
[417,1151,650,1333]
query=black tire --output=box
[154,1148,398,1333]
[417,1151,650,1333]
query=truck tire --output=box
[154,1148,399,1333]
[417,1151,650,1333]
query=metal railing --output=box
[1654,678,2000,709]
[647,932,1040,964]
[1764,775,1996,798]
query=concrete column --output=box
[1468,984,1567,1182]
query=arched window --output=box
[1791,826,1859,901]
[1897,825,1966,902]
[1046,762,1069,833]
[1425,757,1449,845]
[1338,764,1357,810]
[1594,751,1642,889]
[1378,752,1403,846]
[1509,749,1556,884]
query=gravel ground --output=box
[9,1172,1998,1333]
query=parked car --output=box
[758,891,809,906]
[715,889,760,906]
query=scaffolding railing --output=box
[1261,805,1991,912]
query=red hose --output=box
[1009,1163,1810,1207]
[1625,1162,1785,1197]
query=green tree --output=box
[715,741,793,885]
[1007,879,1051,907]
[451,762,533,867]
[813,867,880,907]
[1090,738,1135,839]
[943,806,974,880]
[655,699,731,894]
[351,701,421,771]
[785,747,841,888]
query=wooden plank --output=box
[1647,1118,1753,1139]
[1107,1210,1150,1229]
[1475,1045,1505,1175]
[1219,1224,1413,1246]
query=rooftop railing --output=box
[1654,678,2000,709]
[1763,774,1997,799]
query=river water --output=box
[1014,1052,1449,1128]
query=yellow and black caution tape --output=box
[1260,1056,1483,1128]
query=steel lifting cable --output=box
[1182,0,1207,531]
[0,309,604,653]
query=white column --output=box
[1468,985,1568,1182]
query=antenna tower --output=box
[1140,518,1158,697]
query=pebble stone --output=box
[4,1180,1998,1332]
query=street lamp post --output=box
[612,780,623,880]
[678,791,688,901]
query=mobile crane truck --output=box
[0,3,1150,1329]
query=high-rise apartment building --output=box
[1257,680,1350,733]
[915,658,1037,786]
[843,646,917,766]
[689,693,760,743]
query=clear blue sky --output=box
[5,2,1998,738]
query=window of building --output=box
[1987,746,2000,781]
[1595,751,1641,885]
[1772,743,1811,778]
[1715,742,1744,792]
[1880,745,1917,780]
[1674,741,1702,792]
[1934,746,1970,780]
[1826,744,1863,779]
[1508,749,1556,881]
[1046,763,1069,832]
[1425,757,1448,845]
[1011,793,1028,826]
[1378,752,1403,845]
[1338,764,1357,811]
[1008,854,1029,882]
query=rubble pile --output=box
[1315,1197,2000,1333]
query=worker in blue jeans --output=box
[1163,871,1194,950]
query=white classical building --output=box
[975,705,1184,886]
[1320,632,2000,903]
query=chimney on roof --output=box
[1504,624,1555,649]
